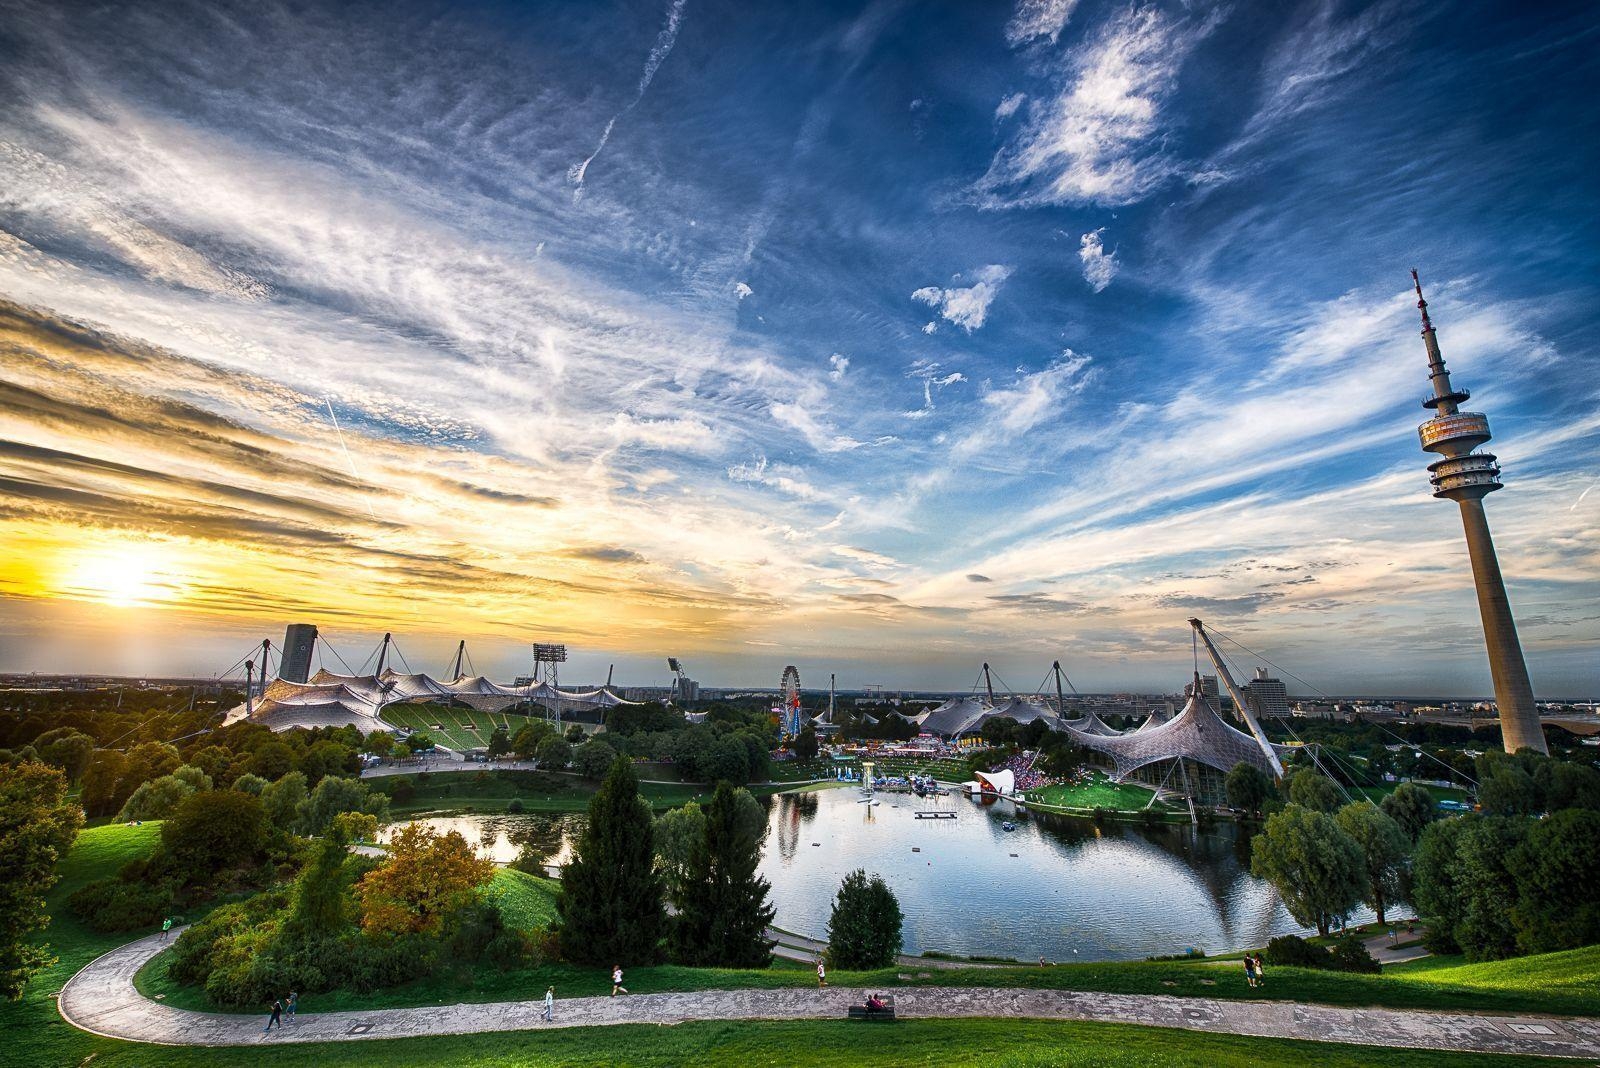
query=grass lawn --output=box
[370,769,723,814]
[1348,782,1470,806]
[1025,774,1171,813]
[40,1019,1577,1067]
[487,868,561,930]
[138,931,1600,1019]
[10,823,1597,1067]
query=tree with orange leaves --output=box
[357,824,494,937]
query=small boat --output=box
[1002,821,1017,832]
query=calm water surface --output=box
[385,786,1368,961]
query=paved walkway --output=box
[57,931,1600,1057]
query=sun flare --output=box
[59,541,184,608]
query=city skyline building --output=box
[1412,270,1547,755]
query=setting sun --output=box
[59,541,185,608]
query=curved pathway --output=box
[60,931,1600,1057]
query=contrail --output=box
[1573,482,1597,511]
[569,0,688,198]
[325,396,380,523]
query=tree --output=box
[172,764,212,792]
[1250,804,1365,936]
[512,721,554,760]
[1538,761,1600,812]
[299,739,357,785]
[299,775,387,837]
[486,728,511,760]
[117,774,195,822]
[670,783,775,967]
[1334,802,1410,924]
[573,739,618,780]
[406,731,437,755]
[1287,770,1343,813]
[0,762,83,999]
[557,758,664,965]
[231,773,268,795]
[704,735,751,786]
[260,770,309,830]
[1411,817,1466,954]
[1413,814,1533,961]
[246,739,296,781]
[80,749,128,817]
[565,724,585,744]
[1380,782,1435,842]
[1478,767,1539,816]
[825,869,902,969]
[358,823,494,936]
[363,730,395,758]
[1224,763,1273,815]
[536,734,572,769]
[794,726,819,762]
[160,789,267,882]
[1506,809,1600,954]
[654,802,706,909]
[32,728,94,783]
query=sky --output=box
[0,0,1596,697]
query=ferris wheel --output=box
[780,665,802,736]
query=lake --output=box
[384,785,1367,961]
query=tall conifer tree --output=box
[670,782,775,967]
[557,757,664,964]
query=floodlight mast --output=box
[1187,618,1284,778]
[531,643,568,727]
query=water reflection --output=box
[755,787,1370,961]
[382,788,1370,961]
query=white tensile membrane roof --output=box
[226,667,637,734]
[1062,685,1288,780]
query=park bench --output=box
[846,995,896,1021]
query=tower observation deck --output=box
[1412,270,1545,754]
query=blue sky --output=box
[0,0,1595,696]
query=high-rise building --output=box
[1411,270,1545,754]
[1243,667,1291,718]
[1185,674,1221,709]
[280,623,317,683]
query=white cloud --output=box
[770,402,867,454]
[910,264,1013,332]
[569,0,689,195]
[981,351,1094,433]
[995,92,1027,120]
[1078,228,1117,292]
[828,353,850,381]
[1005,0,1080,47]
[733,281,753,300]
[922,321,938,335]
[902,360,968,419]
[978,6,1211,207]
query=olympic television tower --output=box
[1411,270,1545,754]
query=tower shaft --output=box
[1457,498,1542,752]
[1410,270,1544,754]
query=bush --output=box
[1262,933,1380,973]
[1328,935,1382,973]
[68,874,174,933]
[1263,934,1326,969]
[506,798,525,814]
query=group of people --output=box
[262,991,298,1033]
[1242,954,1267,988]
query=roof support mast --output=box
[1187,618,1284,779]
[452,640,466,680]
[1053,660,1066,717]
[982,662,995,705]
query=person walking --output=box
[542,986,555,1022]
[816,958,827,988]
[1253,955,1266,988]
[159,917,172,943]
[1243,955,1257,988]
[286,991,297,1021]
[263,998,283,1034]
[611,965,627,996]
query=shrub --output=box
[1328,934,1382,973]
[506,798,525,814]
[1263,934,1326,969]
[68,875,174,933]
[1262,933,1380,974]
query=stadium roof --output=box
[226,667,637,733]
